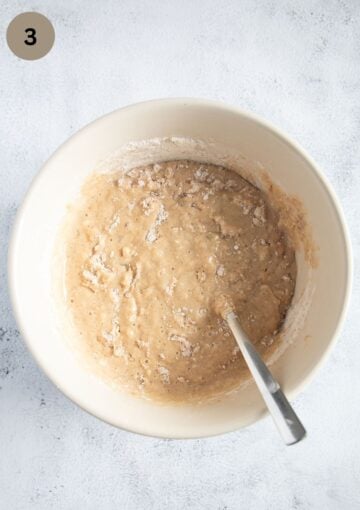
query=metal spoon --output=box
[226,311,306,445]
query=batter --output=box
[64,160,296,402]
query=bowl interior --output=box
[9,99,350,438]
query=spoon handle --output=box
[226,311,306,445]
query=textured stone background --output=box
[0,1,359,508]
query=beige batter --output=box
[64,160,296,403]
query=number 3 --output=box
[24,27,37,45]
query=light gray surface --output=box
[0,1,359,508]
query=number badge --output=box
[6,12,54,60]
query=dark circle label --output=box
[6,12,55,60]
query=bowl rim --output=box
[7,97,353,439]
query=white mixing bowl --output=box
[8,99,352,438]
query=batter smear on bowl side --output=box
[64,160,296,402]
